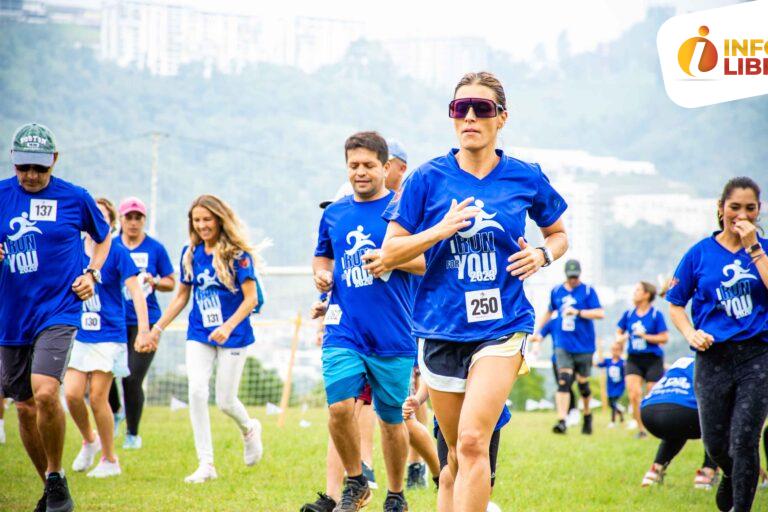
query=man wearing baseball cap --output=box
[535,259,604,435]
[1,123,111,511]
[385,139,408,192]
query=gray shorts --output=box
[555,348,594,377]
[0,325,76,402]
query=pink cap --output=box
[119,196,147,216]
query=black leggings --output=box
[641,403,716,469]
[608,396,624,423]
[695,338,768,512]
[551,361,576,411]
[109,325,156,436]
[437,428,501,487]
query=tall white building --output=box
[100,1,364,76]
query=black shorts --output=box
[626,354,664,382]
[436,427,501,487]
[0,325,76,402]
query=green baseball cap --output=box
[565,259,581,278]
[11,123,57,166]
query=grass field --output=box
[1,405,765,511]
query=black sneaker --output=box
[715,474,733,512]
[552,420,567,434]
[582,413,593,435]
[333,478,371,512]
[406,462,426,489]
[383,493,409,512]
[33,487,47,512]
[45,473,74,512]
[301,492,337,512]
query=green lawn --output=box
[0,406,764,511]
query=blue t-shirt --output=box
[666,234,768,344]
[641,357,697,410]
[539,317,560,364]
[314,192,415,357]
[0,176,110,346]
[77,243,139,343]
[179,244,263,349]
[434,404,511,437]
[549,283,602,353]
[618,306,668,357]
[383,149,567,342]
[597,357,626,398]
[115,234,174,326]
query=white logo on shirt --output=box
[196,269,219,291]
[345,225,376,255]
[8,212,42,241]
[456,200,505,239]
[716,259,755,319]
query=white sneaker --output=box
[627,419,639,430]
[0,422,5,444]
[87,457,121,478]
[72,434,101,472]
[487,501,502,512]
[243,418,263,466]
[607,422,616,429]
[565,409,581,427]
[184,463,218,483]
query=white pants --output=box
[186,341,251,465]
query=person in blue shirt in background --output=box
[596,341,626,427]
[667,177,768,512]
[616,281,669,439]
[0,123,111,512]
[312,131,425,512]
[531,315,578,426]
[109,196,176,450]
[639,357,718,490]
[150,194,267,484]
[537,259,604,435]
[382,71,569,512]
[63,198,150,479]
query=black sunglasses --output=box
[449,98,505,119]
[15,164,51,173]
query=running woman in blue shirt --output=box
[109,196,176,450]
[313,132,425,512]
[639,357,718,490]
[538,259,604,435]
[616,281,668,438]
[150,195,267,484]
[63,198,150,478]
[382,72,568,512]
[0,123,111,512]
[667,177,768,512]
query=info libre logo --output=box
[678,25,768,78]
[657,1,768,108]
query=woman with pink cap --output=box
[109,196,176,449]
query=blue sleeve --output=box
[252,271,266,314]
[597,358,608,368]
[382,170,426,234]
[79,188,110,243]
[617,311,628,332]
[117,247,140,283]
[155,242,175,277]
[235,253,257,285]
[666,247,697,307]
[655,310,668,333]
[529,165,568,228]
[179,246,193,285]
[314,211,334,258]
[540,321,551,337]
[548,289,557,312]
[586,287,602,309]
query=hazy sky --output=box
[143,0,734,60]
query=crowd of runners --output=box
[0,70,766,512]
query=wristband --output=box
[747,242,762,254]
[576,310,582,318]
[152,325,163,333]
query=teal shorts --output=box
[322,347,414,424]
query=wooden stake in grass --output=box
[278,312,302,427]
